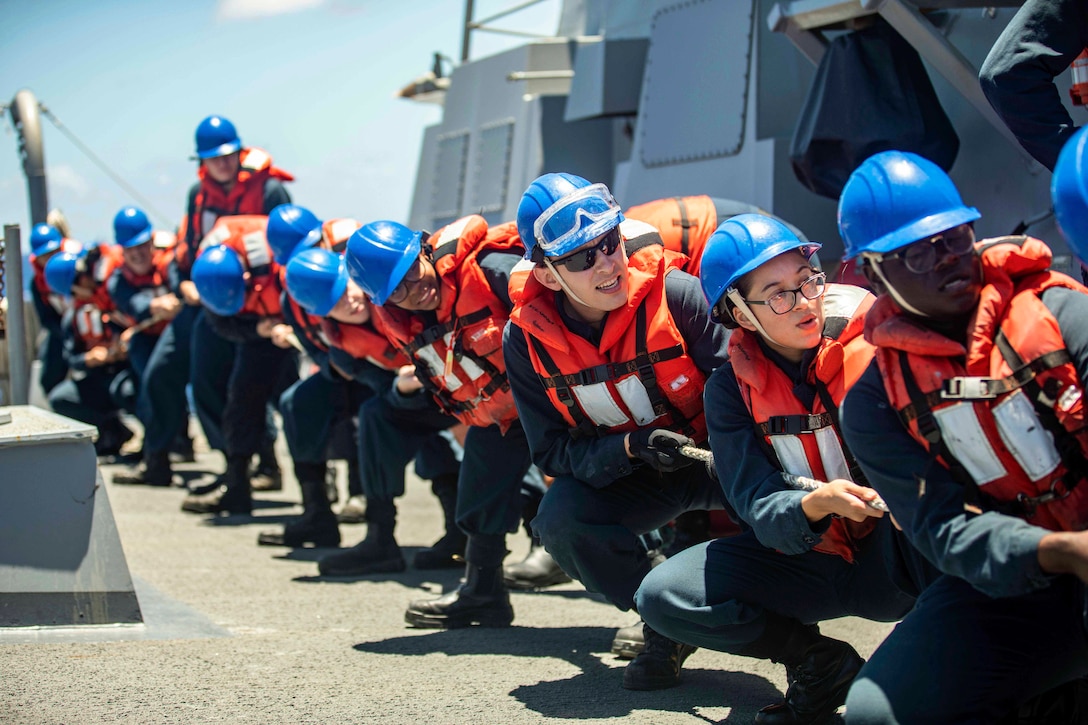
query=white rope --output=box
[680,444,890,513]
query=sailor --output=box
[505,173,730,690]
[979,0,1088,171]
[260,204,369,536]
[836,149,1088,722]
[176,115,292,491]
[28,223,82,394]
[106,207,191,486]
[180,215,298,516]
[44,245,135,456]
[342,216,538,628]
[634,214,935,723]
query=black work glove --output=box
[628,429,695,473]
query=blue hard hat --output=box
[1053,126,1088,261]
[29,223,63,257]
[192,244,247,316]
[838,150,980,260]
[113,206,153,248]
[517,173,624,261]
[193,115,242,160]
[700,214,821,311]
[43,250,86,296]
[285,247,348,317]
[345,220,422,305]
[266,204,323,265]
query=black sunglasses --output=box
[551,228,622,272]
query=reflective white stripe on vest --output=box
[76,306,103,338]
[199,222,230,251]
[769,427,853,482]
[571,382,630,427]
[242,231,271,268]
[814,425,852,481]
[242,148,270,170]
[933,402,1007,484]
[416,340,464,392]
[615,375,660,426]
[327,219,359,244]
[992,389,1061,480]
[152,230,176,249]
[435,217,471,247]
[769,435,814,479]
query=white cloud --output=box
[216,0,325,21]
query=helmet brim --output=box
[120,227,153,249]
[373,231,422,306]
[192,140,243,161]
[851,207,980,258]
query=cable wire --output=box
[37,103,175,227]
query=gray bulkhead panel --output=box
[409,0,1079,270]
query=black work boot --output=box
[754,636,863,724]
[503,543,572,589]
[95,417,135,458]
[251,437,282,491]
[258,462,340,547]
[181,455,252,515]
[317,499,404,576]
[738,614,864,725]
[112,450,173,487]
[169,429,196,463]
[612,620,646,660]
[622,624,697,690]
[405,535,513,628]
[413,474,466,569]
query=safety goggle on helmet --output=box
[533,183,625,258]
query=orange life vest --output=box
[731,283,878,561]
[624,195,719,277]
[70,302,118,351]
[197,215,283,318]
[118,232,176,336]
[176,147,293,275]
[370,215,522,431]
[83,243,127,318]
[322,316,409,371]
[871,236,1088,532]
[510,242,708,442]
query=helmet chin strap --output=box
[543,258,593,310]
[726,289,786,348]
[864,257,931,318]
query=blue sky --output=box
[0,0,559,246]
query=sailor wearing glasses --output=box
[834,146,1088,720]
[343,215,547,630]
[503,173,732,691]
[634,212,935,724]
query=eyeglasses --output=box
[878,226,975,274]
[387,257,426,305]
[534,183,623,255]
[549,228,622,272]
[744,273,826,315]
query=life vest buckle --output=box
[941,376,998,400]
[1015,480,1071,517]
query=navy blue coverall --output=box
[839,286,1088,723]
[504,270,729,611]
